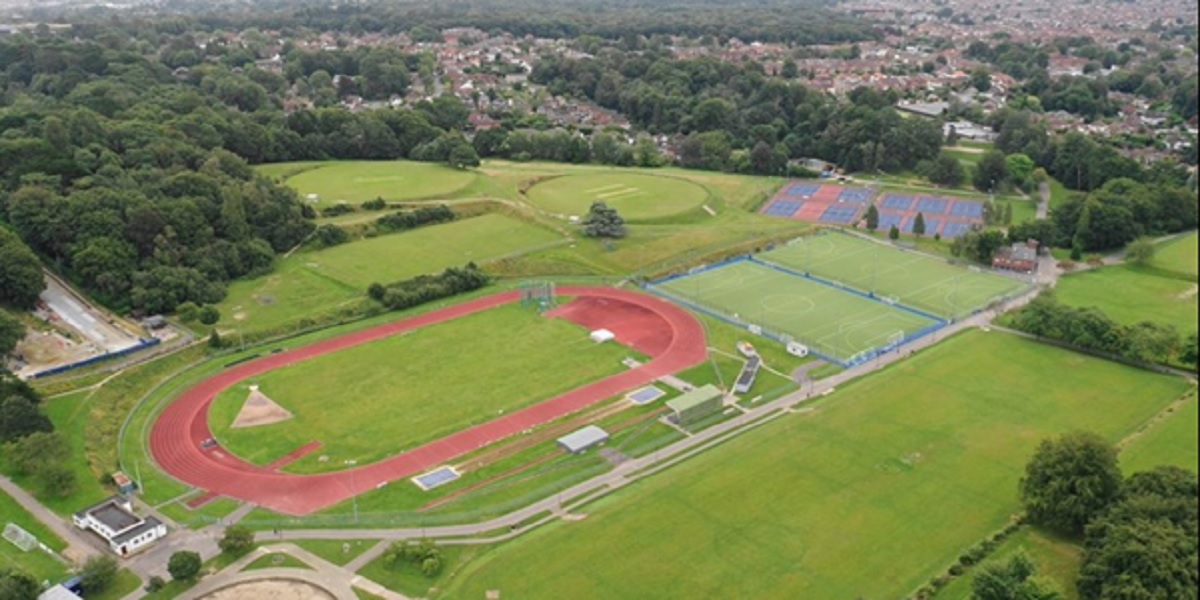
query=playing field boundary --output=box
[644,256,947,368]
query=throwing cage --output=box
[520,281,557,312]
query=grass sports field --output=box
[260,160,477,205]
[0,490,69,582]
[444,331,1190,599]
[209,304,632,472]
[525,172,709,221]
[653,260,939,362]
[1154,231,1198,277]
[1120,394,1198,475]
[760,233,1027,318]
[217,214,563,334]
[1053,266,1198,332]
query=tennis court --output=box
[650,260,940,364]
[874,193,986,238]
[757,233,1028,318]
[759,180,875,226]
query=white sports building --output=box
[73,496,166,556]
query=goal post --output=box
[3,523,38,552]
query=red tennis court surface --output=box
[150,287,707,515]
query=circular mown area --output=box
[282,160,476,204]
[525,172,708,220]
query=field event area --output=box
[760,232,1028,318]
[651,259,940,364]
[208,303,633,473]
[524,172,710,221]
[445,331,1191,599]
[259,160,477,205]
[217,214,563,334]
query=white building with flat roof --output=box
[73,496,166,556]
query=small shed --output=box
[666,384,725,426]
[557,425,610,454]
[589,329,616,343]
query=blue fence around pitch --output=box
[31,337,162,379]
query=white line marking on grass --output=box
[597,188,643,199]
[586,184,626,193]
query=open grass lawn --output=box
[243,552,312,571]
[443,331,1190,599]
[209,303,633,472]
[216,214,564,334]
[760,232,1027,318]
[936,527,1083,599]
[1154,231,1198,278]
[654,260,939,361]
[0,489,69,581]
[291,539,378,566]
[525,171,710,221]
[266,161,477,205]
[1053,266,1198,332]
[1120,394,1198,475]
[358,544,485,599]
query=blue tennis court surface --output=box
[881,195,914,210]
[412,466,460,490]
[940,222,974,238]
[950,201,984,218]
[903,218,940,233]
[627,386,666,405]
[837,188,873,203]
[763,200,803,217]
[820,205,859,224]
[785,183,821,197]
[878,214,904,229]
[916,197,948,214]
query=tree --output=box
[7,431,67,475]
[972,551,1061,600]
[581,202,627,239]
[1181,332,1198,366]
[0,229,45,309]
[1019,432,1122,535]
[80,555,119,594]
[0,395,52,443]
[971,68,993,92]
[865,204,880,232]
[218,525,255,556]
[1005,153,1036,187]
[0,312,23,357]
[0,568,40,600]
[888,224,900,240]
[912,212,927,237]
[1124,237,1155,266]
[198,305,221,326]
[41,465,76,497]
[447,142,480,169]
[1078,467,1198,599]
[974,150,1009,192]
[167,550,202,581]
[928,153,965,186]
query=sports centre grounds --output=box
[647,231,1029,365]
[759,180,874,225]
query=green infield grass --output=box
[653,260,939,361]
[1120,394,1198,475]
[209,303,632,472]
[759,232,1028,318]
[443,330,1189,599]
[291,539,378,566]
[525,172,710,221]
[270,161,477,205]
[1053,266,1198,332]
[217,214,564,334]
[243,552,313,571]
[1153,231,1198,278]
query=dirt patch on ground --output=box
[231,386,293,428]
[1177,283,1198,300]
[199,579,334,600]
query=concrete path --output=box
[1036,181,1050,220]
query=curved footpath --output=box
[149,287,707,515]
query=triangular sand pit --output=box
[231,385,293,428]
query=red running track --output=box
[149,287,707,515]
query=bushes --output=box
[375,205,455,232]
[1009,293,1186,364]
[372,264,489,312]
[314,224,350,247]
